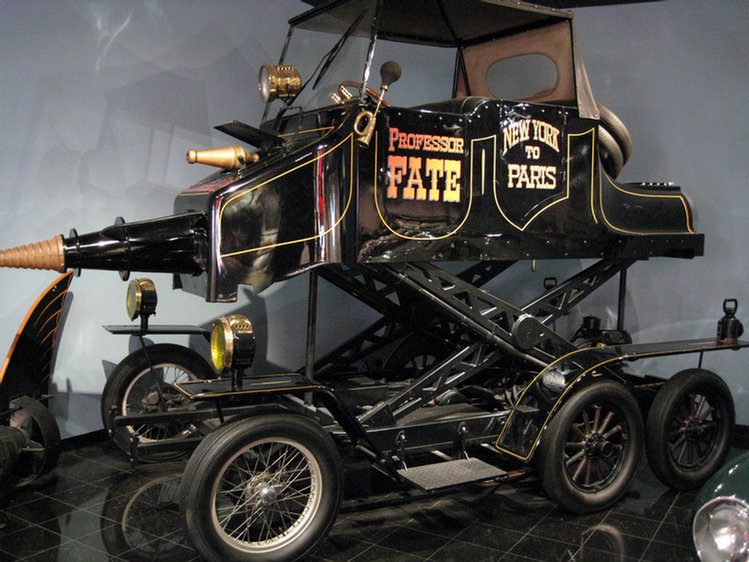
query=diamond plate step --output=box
[397,458,505,490]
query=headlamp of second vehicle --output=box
[258,64,302,103]
[693,496,749,562]
[210,314,256,373]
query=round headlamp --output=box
[126,278,157,321]
[210,314,256,373]
[693,496,749,562]
[258,64,301,103]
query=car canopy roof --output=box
[289,0,597,118]
[290,0,572,47]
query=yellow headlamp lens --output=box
[210,317,233,373]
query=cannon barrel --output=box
[0,212,208,276]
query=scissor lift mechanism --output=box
[112,257,747,494]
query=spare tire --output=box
[597,103,632,179]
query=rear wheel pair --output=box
[536,370,733,513]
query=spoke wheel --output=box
[646,368,734,490]
[100,344,214,459]
[536,380,642,513]
[181,414,342,562]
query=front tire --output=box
[536,380,643,514]
[181,414,343,562]
[645,368,734,490]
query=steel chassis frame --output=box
[111,256,733,472]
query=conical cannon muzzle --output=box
[0,212,209,277]
[0,237,66,272]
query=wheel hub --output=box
[246,476,281,508]
[684,417,707,441]
[140,386,187,412]
[584,433,614,459]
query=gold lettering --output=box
[507,163,557,189]
[388,155,408,198]
[502,120,531,154]
[425,158,444,201]
[404,157,423,200]
[443,160,461,202]
[389,127,400,151]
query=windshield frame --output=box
[262,0,597,123]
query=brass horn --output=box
[354,110,376,148]
[353,61,401,148]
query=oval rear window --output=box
[487,54,558,100]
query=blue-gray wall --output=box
[1,1,747,437]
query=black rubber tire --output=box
[536,380,643,514]
[100,344,215,458]
[597,103,633,164]
[0,425,25,491]
[181,414,343,562]
[596,103,633,179]
[645,368,734,490]
[598,126,625,179]
[9,395,61,486]
[382,334,448,381]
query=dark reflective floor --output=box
[0,434,705,562]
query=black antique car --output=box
[0,1,745,561]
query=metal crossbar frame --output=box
[309,259,635,428]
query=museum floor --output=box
[0,433,708,562]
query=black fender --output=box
[495,337,748,461]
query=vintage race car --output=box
[169,0,701,302]
[0,2,739,562]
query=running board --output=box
[397,458,505,490]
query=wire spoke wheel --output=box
[182,414,342,562]
[215,439,320,549]
[100,344,215,458]
[646,368,734,490]
[122,364,198,442]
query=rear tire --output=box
[100,344,214,459]
[645,369,734,490]
[536,380,643,514]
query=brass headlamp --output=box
[258,64,302,103]
[125,278,157,321]
[210,314,256,374]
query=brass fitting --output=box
[186,146,259,170]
